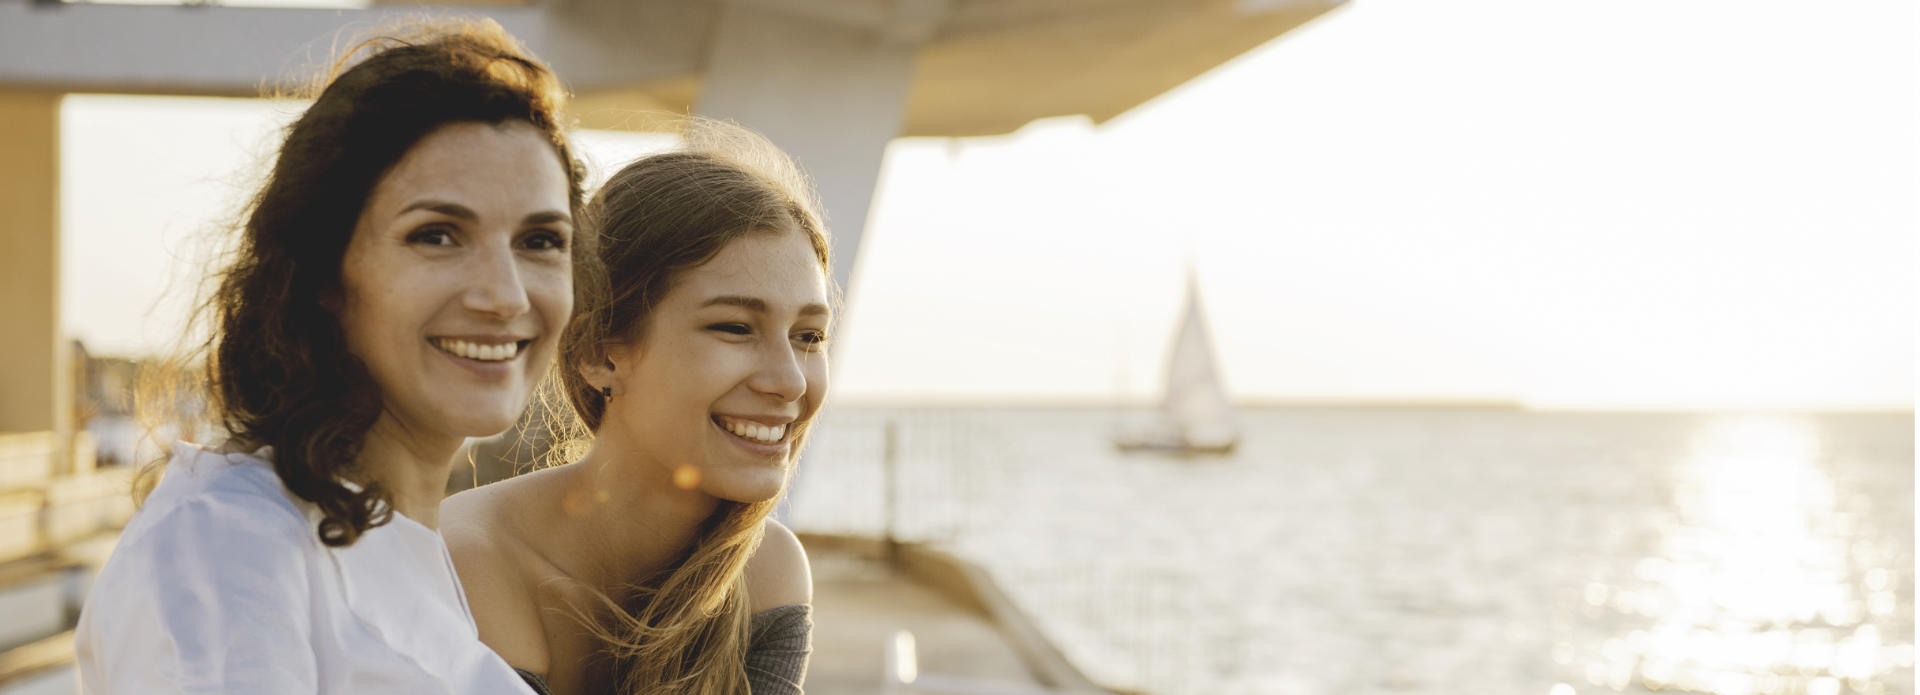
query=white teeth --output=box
[719,418,786,444]
[433,338,521,362]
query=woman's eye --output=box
[406,227,456,246]
[795,331,830,348]
[708,323,752,336]
[524,230,568,251]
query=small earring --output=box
[600,386,613,400]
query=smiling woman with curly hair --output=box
[75,18,592,695]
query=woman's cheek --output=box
[807,360,829,401]
[529,266,573,340]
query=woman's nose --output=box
[462,243,531,319]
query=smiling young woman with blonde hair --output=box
[443,120,830,695]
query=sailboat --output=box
[1115,270,1239,456]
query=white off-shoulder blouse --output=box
[75,442,533,695]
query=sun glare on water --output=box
[1578,416,1910,695]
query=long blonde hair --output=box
[551,119,830,694]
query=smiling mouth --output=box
[712,415,790,445]
[430,338,532,362]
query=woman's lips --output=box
[429,337,531,362]
[713,414,789,444]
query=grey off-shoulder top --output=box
[514,604,813,695]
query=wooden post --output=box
[882,419,899,563]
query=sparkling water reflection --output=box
[1579,416,1912,695]
[787,408,1913,695]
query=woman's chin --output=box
[702,471,789,505]
[419,385,536,438]
[437,408,524,441]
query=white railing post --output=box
[884,629,919,694]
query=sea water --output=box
[786,407,1914,695]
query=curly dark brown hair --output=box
[137,18,596,547]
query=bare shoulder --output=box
[745,517,813,613]
[442,483,551,674]
[441,482,517,564]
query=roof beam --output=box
[0,1,715,95]
[0,2,544,94]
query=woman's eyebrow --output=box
[702,295,766,312]
[397,201,571,228]
[701,296,830,319]
[524,210,571,227]
[397,199,476,221]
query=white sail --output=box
[1160,272,1238,449]
[1116,269,1239,454]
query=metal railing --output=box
[792,408,1209,695]
[0,432,129,566]
[884,630,1107,695]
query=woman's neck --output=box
[541,438,721,596]
[355,413,463,529]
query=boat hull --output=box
[1113,436,1238,457]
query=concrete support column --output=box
[694,2,917,297]
[0,91,71,470]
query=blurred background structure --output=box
[0,0,1342,351]
[0,1,1347,694]
[0,0,1913,694]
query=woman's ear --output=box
[577,351,619,392]
[578,340,632,394]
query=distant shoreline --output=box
[823,398,1913,415]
